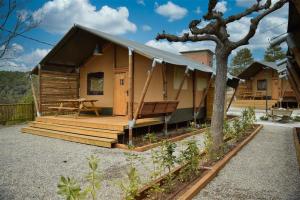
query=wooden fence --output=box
[0,103,35,125]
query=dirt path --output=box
[193,124,300,200]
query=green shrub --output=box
[232,119,244,140]
[120,148,142,200]
[293,116,300,122]
[223,120,234,140]
[178,139,201,182]
[260,115,269,121]
[57,155,102,200]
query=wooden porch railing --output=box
[0,103,35,125]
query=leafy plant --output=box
[85,156,101,200]
[203,125,216,161]
[178,139,201,182]
[260,115,269,121]
[57,155,102,200]
[158,140,177,192]
[232,118,244,141]
[144,132,157,144]
[293,116,300,122]
[57,176,85,200]
[120,146,142,200]
[120,166,141,200]
[159,140,177,173]
[223,120,234,140]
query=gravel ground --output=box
[193,124,300,200]
[0,124,205,200]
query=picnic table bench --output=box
[270,108,293,122]
[48,98,100,117]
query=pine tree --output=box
[264,45,285,62]
[230,48,254,76]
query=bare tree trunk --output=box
[211,49,228,151]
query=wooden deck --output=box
[22,115,163,148]
[231,99,278,110]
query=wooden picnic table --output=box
[49,98,100,117]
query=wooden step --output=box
[22,127,116,148]
[30,122,122,139]
[36,117,124,131]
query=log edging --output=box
[178,124,263,200]
[293,127,300,171]
[115,128,206,152]
[116,115,239,152]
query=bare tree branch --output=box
[156,31,220,44]
[0,0,37,59]
[232,0,289,48]
[225,0,272,24]
[188,20,217,35]
[203,0,224,21]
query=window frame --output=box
[87,72,104,95]
[257,79,267,91]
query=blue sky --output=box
[1,0,289,71]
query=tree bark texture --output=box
[211,49,228,150]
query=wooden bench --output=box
[138,100,179,119]
[270,108,293,122]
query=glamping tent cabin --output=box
[235,61,297,108]
[22,25,236,148]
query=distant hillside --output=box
[0,71,33,104]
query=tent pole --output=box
[128,48,134,145]
[175,68,189,100]
[30,75,40,117]
[226,85,238,112]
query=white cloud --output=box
[32,0,137,35]
[236,0,256,7]
[0,45,50,71]
[155,1,188,22]
[214,1,227,13]
[136,0,145,6]
[227,4,288,52]
[146,39,215,54]
[195,6,201,14]
[142,25,152,31]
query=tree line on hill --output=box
[230,44,286,76]
[0,71,33,104]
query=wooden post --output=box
[162,63,167,100]
[175,68,189,100]
[226,85,238,112]
[195,74,214,116]
[133,61,157,121]
[128,48,134,145]
[193,71,197,123]
[162,63,168,135]
[30,75,41,117]
[38,64,42,116]
[128,48,134,120]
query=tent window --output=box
[87,72,104,95]
[174,68,187,90]
[257,79,267,91]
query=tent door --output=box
[113,72,128,115]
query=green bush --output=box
[120,147,142,200]
[178,139,201,182]
[293,116,300,122]
[260,115,269,121]
[57,155,102,200]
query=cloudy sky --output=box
[1,0,289,71]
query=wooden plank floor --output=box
[23,115,163,148]
[231,100,278,109]
[36,115,163,130]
